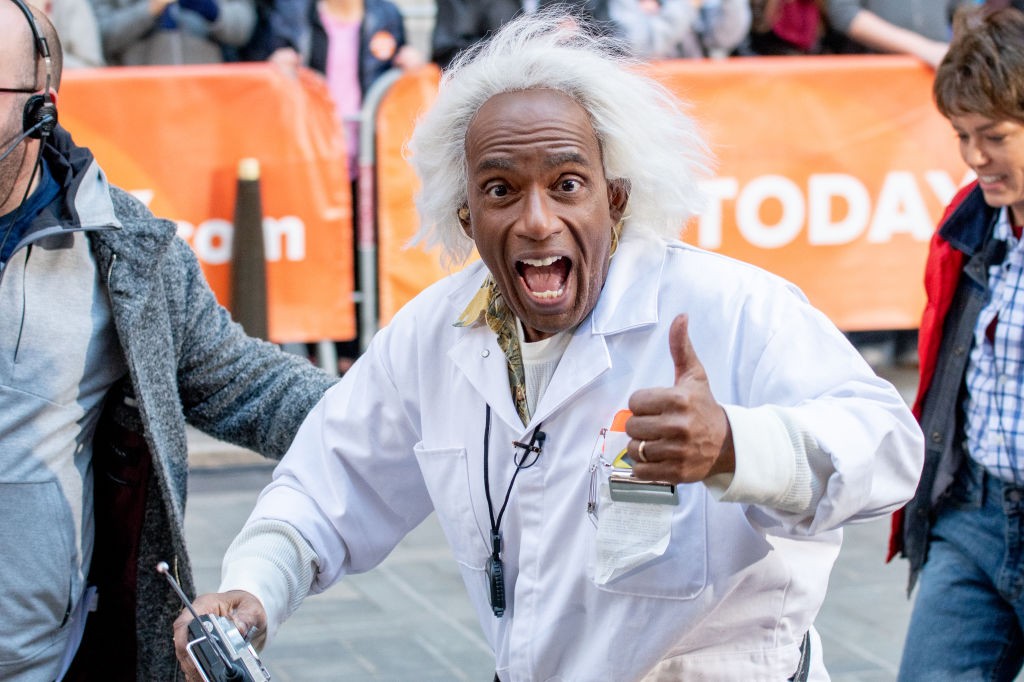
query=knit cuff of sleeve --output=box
[219,518,319,642]
[705,404,824,514]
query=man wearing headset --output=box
[0,2,335,680]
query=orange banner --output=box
[60,64,355,344]
[376,57,968,331]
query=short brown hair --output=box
[934,7,1024,125]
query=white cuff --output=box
[708,405,825,514]
[219,519,319,642]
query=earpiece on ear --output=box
[23,94,57,139]
[12,0,58,140]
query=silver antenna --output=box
[156,561,239,674]
[156,561,205,624]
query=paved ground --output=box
[183,365,921,681]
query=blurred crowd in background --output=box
[41,0,1024,74]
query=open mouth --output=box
[516,255,571,300]
[979,174,1003,184]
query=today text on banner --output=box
[376,57,967,332]
[59,57,967,340]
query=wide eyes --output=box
[486,183,510,198]
[483,177,583,198]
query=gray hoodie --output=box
[0,126,335,680]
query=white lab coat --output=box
[226,229,923,681]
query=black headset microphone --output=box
[2,0,58,166]
[0,115,55,164]
[1,0,58,164]
[1,0,59,255]
[11,0,58,142]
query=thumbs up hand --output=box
[625,314,735,484]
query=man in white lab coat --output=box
[174,10,924,681]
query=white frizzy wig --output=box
[407,9,713,266]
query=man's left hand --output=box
[625,314,735,483]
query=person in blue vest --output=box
[893,6,1024,679]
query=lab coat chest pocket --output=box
[413,443,488,571]
[588,483,709,600]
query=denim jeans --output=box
[898,457,1024,681]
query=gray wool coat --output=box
[38,128,336,679]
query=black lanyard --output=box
[482,404,545,617]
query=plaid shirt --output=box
[964,207,1024,484]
